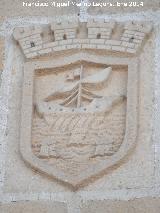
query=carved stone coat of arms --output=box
[13,20,152,190]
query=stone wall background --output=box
[0,0,159,17]
[0,1,160,212]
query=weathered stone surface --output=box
[0,0,159,17]
[0,37,5,70]
[0,36,5,86]
[81,198,160,213]
[13,21,152,59]
[88,0,160,15]
[0,8,158,213]
[1,17,154,193]
[0,0,78,17]
[0,201,67,213]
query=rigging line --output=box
[81,94,94,101]
[44,83,79,102]
[64,93,79,107]
[81,86,102,98]
[60,88,79,106]
[77,65,83,108]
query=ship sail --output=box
[44,82,78,102]
[82,67,112,90]
[43,66,112,107]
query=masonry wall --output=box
[0,0,159,17]
[0,2,160,213]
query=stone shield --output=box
[20,51,138,190]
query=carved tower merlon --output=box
[121,21,153,51]
[13,26,43,53]
[51,21,79,41]
[12,21,153,59]
[87,19,116,39]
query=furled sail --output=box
[82,67,112,90]
[43,66,112,107]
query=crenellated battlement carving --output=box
[121,21,152,52]
[124,21,152,33]
[51,21,78,41]
[87,19,115,39]
[13,26,43,52]
[13,20,153,59]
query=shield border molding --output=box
[20,51,139,190]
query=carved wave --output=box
[32,99,126,161]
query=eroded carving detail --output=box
[13,20,152,59]
[29,61,127,183]
[18,21,141,189]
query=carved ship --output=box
[36,67,125,114]
[34,67,126,160]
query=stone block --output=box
[121,37,130,42]
[58,39,73,45]
[87,19,115,29]
[54,29,76,41]
[96,44,105,50]
[100,35,110,39]
[0,201,67,213]
[28,45,43,52]
[133,39,143,44]
[105,40,121,45]
[82,44,96,49]
[126,48,137,54]
[66,44,79,49]
[112,46,126,52]
[73,39,90,44]
[122,42,135,48]
[124,21,152,33]
[88,34,97,39]
[26,52,38,59]
[1,21,155,213]
[38,48,52,55]
[90,39,105,44]
[13,26,43,40]
[43,42,58,49]
[51,20,78,30]
[0,37,5,71]
[53,45,66,51]
[81,198,160,213]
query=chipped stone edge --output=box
[0,10,160,213]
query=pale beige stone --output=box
[26,52,38,59]
[121,42,135,48]
[0,201,67,213]
[19,51,136,190]
[105,40,121,45]
[81,44,96,49]
[111,46,126,52]
[0,37,5,70]
[43,42,59,49]
[5,20,151,191]
[0,15,156,213]
[90,39,105,44]
[12,21,152,59]
[0,0,159,17]
[124,21,153,33]
[126,48,137,54]
[51,21,78,41]
[87,19,116,28]
[81,198,160,213]
[88,0,159,15]
[38,48,52,55]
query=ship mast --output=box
[77,65,83,108]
